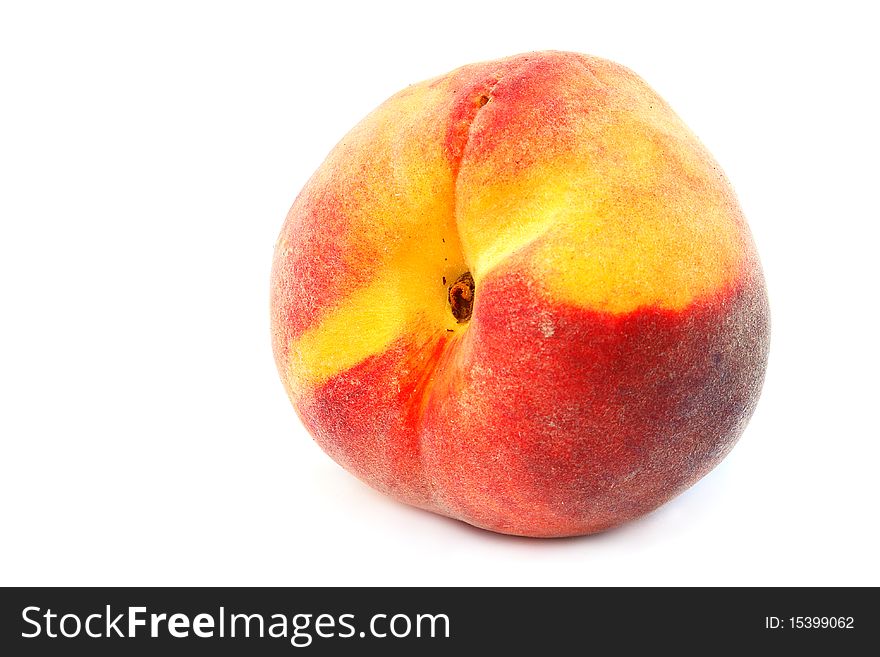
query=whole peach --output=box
[271,51,769,537]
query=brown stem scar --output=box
[449,272,475,323]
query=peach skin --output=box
[270,51,769,537]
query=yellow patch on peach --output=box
[282,78,475,391]
[456,87,745,314]
[287,245,465,394]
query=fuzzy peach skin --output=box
[270,51,769,538]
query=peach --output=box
[270,51,769,537]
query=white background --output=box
[2,1,878,586]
